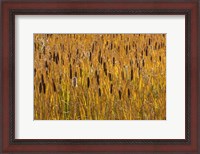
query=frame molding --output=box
[1,1,199,153]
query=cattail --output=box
[41,74,44,84]
[111,43,113,50]
[56,53,59,64]
[98,88,101,96]
[103,62,107,75]
[69,64,72,79]
[150,56,153,62]
[75,71,77,77]
[53,53,56,62]
[121,71,124,80]
[109,73,112,81]
[43,83,46,94]
[80,68,82,77]
[113,57,115,66]
[146,48,148,56]
[34,68,36,77]
[110,84,113,94]
[159,56,162,62]
[155,42,158,49]
[126,45,128,55]
[128,88,130,98]
[95,70,98,77]
[119,90,122,100]
[72,77,78,87]
[43,46,46,55]
[92,43,95,52]
[39,82,42,93]
[97,75,100,85]
[89,52,92,61]
[52,79,56,92]
[149,38,151,45]
[76,49,79,55]
[45,61,48,69]
[142,59,145,67]
[87,77,90,88]
[103,62,106,71]
[137,62,139,68]
[131,69,133,80]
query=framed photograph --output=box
[1,0,199,153]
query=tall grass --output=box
[34,34,166,120]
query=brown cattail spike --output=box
[89,52,92,61]
[110,84,113,94]
[119,90,122,100]
[39,82,42,93]
[41,74,44,84]
[109,73,112,81]
[98,88,101,96]
[43,83,46,94]
[146,48,148,56]
[87,77,90,88]
[97,75,100,85]
[131,69,133,80]
[75,71,77,77]
[121,71,124,80]
[128,89,130,98]
[72,77,77,87]
[52,79,56,92]
[34,68,36,77]
[69,64,72,79]
[113,57,115,66]
[80,68,82,77]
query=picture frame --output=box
[1,0,199,153]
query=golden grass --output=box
[34,34,166,120]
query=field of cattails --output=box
[34,34,166,120]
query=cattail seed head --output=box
[52,79,56,92]
[121,71,124,80]
[75,71,77,77]
[131,69,133,80]
[109,73,112,81]
[97,75,100,85]
[113,57,115,66]
[69,64,72,79]
[98,88,101,96]
[72,77,78,87]
[119,90,122,100]
[110,84,113,94]
[39,82,42,93]
[128,88,130,98]
[87,77,90,88]
[80,68,82,77]
[43,83,46,94]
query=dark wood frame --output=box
[0,0,199,153]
